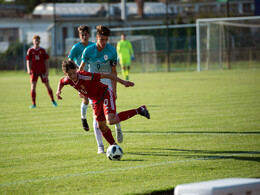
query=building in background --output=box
[0,0,256,70]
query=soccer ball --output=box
[106,145,123,161]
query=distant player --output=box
[26,35,57,108]
[79,25,122,154]
[56,60,150,147]
[68,25,94,131]
[117,33,134,80]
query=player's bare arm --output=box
[56,82,65,100]
[26,60,32,75]
[111,65,118,98]
[79,61,86,71]
[100,73,134,87]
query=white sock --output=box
[81,101,88,119]
[115,113,121,130]
[93,119,103,147]
[115,122,121,130]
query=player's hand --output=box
[78,93,84,98]
[56,91,62,100]
[124,81,134,87]
[113,91,117,100]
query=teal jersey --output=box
[82,43,117,74]
[68,41,94,67]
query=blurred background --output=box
[0,0,259,72]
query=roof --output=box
[33,2,173,18]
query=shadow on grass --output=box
[125,130,260,134]
[129,149,260,163]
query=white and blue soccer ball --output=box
[106,145,123,161]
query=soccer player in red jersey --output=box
[26,35,57,108]
[56,60,150,146]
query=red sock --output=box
[116,109,138,123]
[31,90,36,105]
[102,127,116,145]
[47,89,54,101]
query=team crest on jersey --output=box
[104,55,108,60]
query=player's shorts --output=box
[119,57,131,67]
[93,89,116,122]
[31,74,49,83]
[89,78,112,105]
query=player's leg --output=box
[121,66,126,80]
[97,120,116,146]
[30,75,37,108]
[100,80,123,143]
[90,101,104,153]
[115,117,123,143]
[81,96,89,131]
[93,119,104,153]
[103,89,150,125]
[119,57,126,80]
[42,75,57,107]
[125,65,131,80]
[107,105,150,125]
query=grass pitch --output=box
[0,69,260,194]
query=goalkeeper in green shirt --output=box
[117,34,134,80]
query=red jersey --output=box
[60,71,109,104]
[26,47,49,74]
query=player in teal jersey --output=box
[68,25,94,131]
[80,25,122,154]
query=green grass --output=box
[0,69,260,194]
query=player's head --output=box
[96,25,111,37]
[78,25,90,45]
[121,33,126,41]
[96,25,110,49]
[32,35,41,48]
[62,60,78,82]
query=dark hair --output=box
[62,60,77,73]
[96,25,111,36]
[78,25,90,34]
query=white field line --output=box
[0,152,258,187]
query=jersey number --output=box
[35,55,40,60]
[97,64,101,69]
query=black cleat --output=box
[139,105,150,119]
[81,118,89,131]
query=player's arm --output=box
[100,73,134,87]
[26,51,32,75]
[129,42,134,55]
[111,65,117,98]
[56,79,67,100]
[26,59,32,75]
[79,61,86,71]
[116,42,120,54]
[79,48,88,71]
[129,41,134,60]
